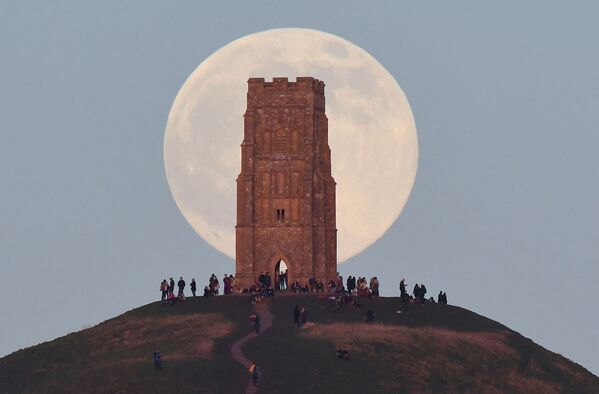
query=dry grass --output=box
[90,314,233,362]
[303,322,512,355]
[301,323,562,394]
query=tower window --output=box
[276,208,285,222]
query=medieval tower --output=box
[235,77,337,290]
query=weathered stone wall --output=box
[235,77,337,289]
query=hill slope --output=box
[1,295,597,394]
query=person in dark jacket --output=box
[413,283,421,302]
[177,276,186,296]
[420,284,427,303]
[190,278,197,297]
[153,350,162,370]
[300,307,308,325]
[293,306,300,327]
[169,277,175,295]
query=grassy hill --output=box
[1,295,597,393]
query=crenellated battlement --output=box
[248,77,325,95]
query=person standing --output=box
[153,350,162,370]
[213,276,220,295]
[371,277,380,297]
[254,313,261,334]
[293,306,300,327]
[177,276,186,296]
[190,278,197,297]
[224,274,231,295]
[300,307,308,326]
[160,279,168,301]
[168,277,175,295]
[281,270,287,290]
[413,283,421,302]
[249,362,259,386]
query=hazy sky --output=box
[1,1,598,375]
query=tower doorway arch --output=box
[275,259,288,290]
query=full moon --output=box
[164,28,418,263]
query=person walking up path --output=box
[230,301,273,393]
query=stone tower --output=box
[235,77,337,290]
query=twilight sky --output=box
[1,1,598,375]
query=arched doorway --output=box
[274,260,288,290]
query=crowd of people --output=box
[159,276,192,305]
[154,272,451,381]
[159,274,241,304]
[158,274,449,307]
[399,278,448,305]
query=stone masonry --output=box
[235,77,337,290]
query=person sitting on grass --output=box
[203,286,212,297]
[336,345,349,360]
[166,292,179,305]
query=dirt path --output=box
[230,301,274,394]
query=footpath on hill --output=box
[230,301,273,394]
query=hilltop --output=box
[1,295,597,393]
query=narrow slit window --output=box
[282,209,285,221]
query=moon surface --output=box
[164,28,418,263]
